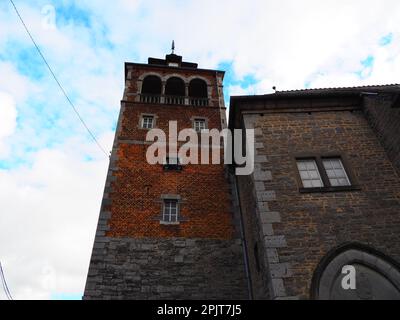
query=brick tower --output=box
[83,51,248,299]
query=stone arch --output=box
[141,75,162,95]
[165,76,185,96]
[162,74,187,83]
[187,75,211,86]
[188,75,212,98]
[137,72,163,95]
[189,78,208,98]
[311,243,400,300]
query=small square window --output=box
[163,156,182,171]
[142,116,154,129]
[166,157,180,165]
[297,159,324,188]
[163,200,179,223]
[322,158,351,186]
[194,119,206,132]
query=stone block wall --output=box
[363,95,400,176]
[84,237,248,300]
[237,107,400,299]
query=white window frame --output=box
[162,199,179,223]
[296,159,324,188]
[141,115,154,129]
[193,119,207,132]
[322,158,351,187]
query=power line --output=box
[0,262,13,300]
[9,0,109,158]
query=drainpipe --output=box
[218,70,253,299]
[232,170,254,300]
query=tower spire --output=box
[171,40,175,54]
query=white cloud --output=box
[1,0,400,300]
[0,91,17,157]
[0,92,17,138]
[0,133,113,300]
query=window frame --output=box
[139,113,157,130]
[321,157,351,187]
[296,158,325,188]
[142,116,154,129]
[193,118,207,132]
[162,199,179,223]
[163,156,183,171]
[293,153,360,193]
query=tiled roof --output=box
[273,84,400,96]
[229,83,400,128]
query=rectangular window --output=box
[296,159,324,188]
[142,116,154,129]
[163,200,179,223]
[194,119,206,132]
[163,156,183,171]
[322,158,351,187]
[166,156,180,165]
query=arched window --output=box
[165,77,185,96]
[165,77,185,105]
[189,79,208,106]
[189,79,208,98]
[311,244,400,300]
[141,75,162,95]
[141,75,162,103]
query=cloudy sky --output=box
[0,0,399,300]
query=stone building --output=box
[83,52,249,299]
[84,50,400,299]
[229,85,400,299]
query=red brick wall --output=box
[107,143,234,239]
[120,103,224,141]
[106,67,234,239]
[84,62,248,300]
[125,65,222,105]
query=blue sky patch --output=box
[355,55,375,79]
[361,55,374,68]
[56,3,92,28]
[16,46,46,80]
[51,293,82,300]
[379,33,393,46]
[218,61,259,103]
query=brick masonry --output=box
[363,95,400,176]
[84,57,248,299]
[235,95,400,299]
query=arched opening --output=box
[189,79,208,106]
[189,79,207,97]
[165,77,185,105]
[141,75,162,103]
[311,243,400,300]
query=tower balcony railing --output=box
[139,94,209,106]
[164,95,185,105]
[189,97,209,107]
[140,94,161,104]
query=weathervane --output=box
[171,40,175,54]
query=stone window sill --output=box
[163,164,183,171]
[299,185,361,193]
[160,221,180,225]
